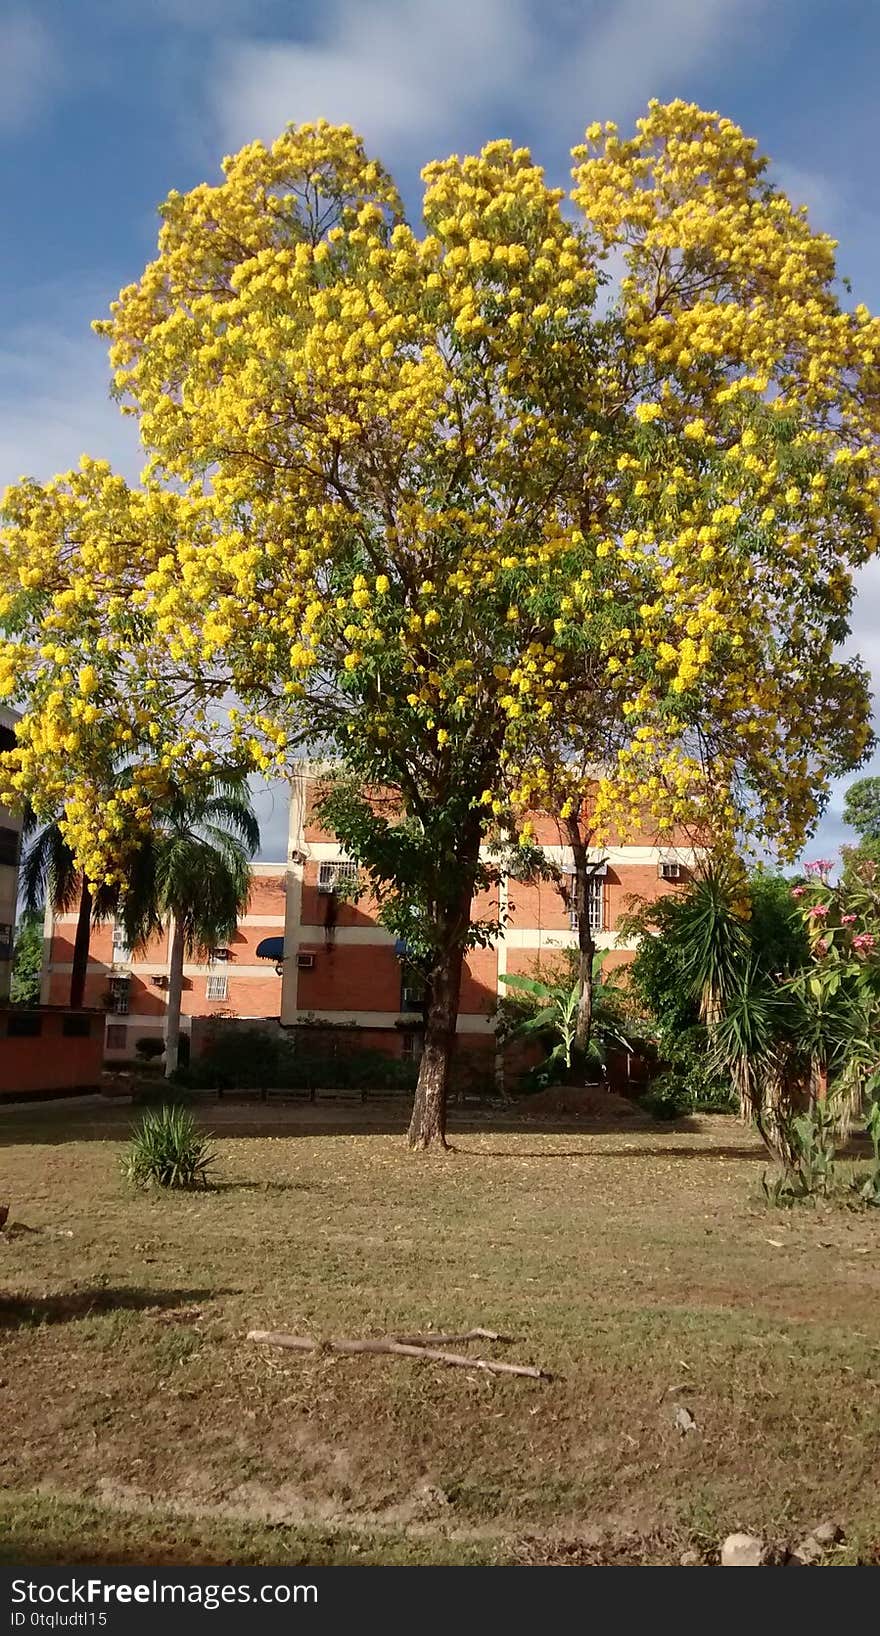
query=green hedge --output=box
[174,1028,419,1093]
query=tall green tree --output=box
[9,908,44,1007]
[19,810,118,1008]
[843,777,880,841]
[2,104,880,1148]
[118,779,260,1075]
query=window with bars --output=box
[317,859,360,894]
[106,1023,128,1050]
[569,877,605,934]
[206,974,228,1001]
[109,976,130,1015]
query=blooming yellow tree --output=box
[2,103,879,1147]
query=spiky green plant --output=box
[122,1104,215,1190]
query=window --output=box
[659,859,682,881]
[109,975,130,1015]
[401,1032,422,1061]
[111,922,132,962]
[7,1012,41,1037]
[317,859,359,894]
[206,974,228,1001]
[569,877,605,934]
[0,922,13,960]
[62,1014,92,1037]
[0,826,19,867]
[0,725,16,754]
[400,971,427,1013]
[106,1023,128,1050]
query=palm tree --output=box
[19,810,118,1008]
[118,778,260,1076]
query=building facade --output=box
[0,707,22,1002]
[40,765,696,1066]
[278,766,697,1079]
[42,863,288,1061]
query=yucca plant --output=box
[122,1104,216,1190]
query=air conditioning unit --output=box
[211,946,230,962]
[296,952,315,970]
[151,974,169,989]
[659,860,682,881]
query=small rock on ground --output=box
[721,1532,766,1567]
[811,1520,844,1546]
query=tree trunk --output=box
[164,919,185,1078]
[407,826,482,1151]
[69,879,92,1009]
[564,816,598,1059]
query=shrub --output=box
[122,1104,215,1190]
[638,1075,692,1120]
[135,1037,165,1062]
[175,1027,418,1093]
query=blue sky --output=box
[1,0,879,861]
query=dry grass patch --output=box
[2,1098,880,1564]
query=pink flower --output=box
[852,932,876,953]
[804,858,835,876]
[791,886,807,898]
[815,938,829,956]
[807,904,830,918]
[841,914,857,925]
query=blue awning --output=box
[256,936,285,961]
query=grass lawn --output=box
[2,1096,880,1566]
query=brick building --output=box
[40,763,696,1066]
[42,862,287,1062]
[278,765,698,1079]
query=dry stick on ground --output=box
[391,1327,512,1346]
[247,1330,549,1380]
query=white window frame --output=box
[317,859,359,894]
[206,973,228,1002]
[111,921,132,962]
[569,876,605,934]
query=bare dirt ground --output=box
[2,1097,879,1565]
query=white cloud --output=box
[0,10,58,134]
[0,291,140,487]
[249,775,290,862]
[214,0,534,161]
[214,0,775,171]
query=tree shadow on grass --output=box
[0,1285,240,1332]
[208,1179,309,1194]
[453,1143,763,1161]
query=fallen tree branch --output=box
[247,1330,549,1380]
[391,1327,512,1347]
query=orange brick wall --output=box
[45,869,287,1056]
[0,1010,104,1097]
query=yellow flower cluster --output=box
[0,104,877,879]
